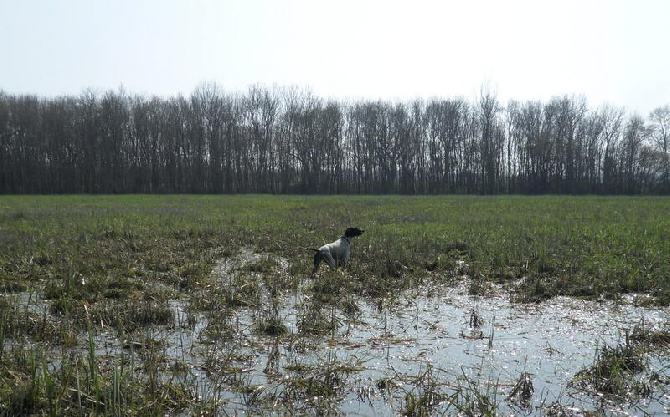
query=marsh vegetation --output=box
[0,195,668,415]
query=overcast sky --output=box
[2,0,668,115]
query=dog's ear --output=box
[345,227,364,238]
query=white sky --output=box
[1,0,668,115]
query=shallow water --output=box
[167,250,669,415]
[5,249,668,415]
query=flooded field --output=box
[26,248,661,416]
[2,195,670,415]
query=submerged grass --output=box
[1,194,669,414]
[569,325,670,405]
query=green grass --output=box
[2,194,669,306]
[1,194,669,414]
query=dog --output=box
[311,227,364,277]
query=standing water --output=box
[76,248,667,415]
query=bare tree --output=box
[477,87,502,193]
[649,105,670,189]
[1,85,668,195]
[621,115,647,193]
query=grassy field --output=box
[0,194,669,415]
[3,194,667,303]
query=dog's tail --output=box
[299,246,321,252]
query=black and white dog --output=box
[311,227,364,277]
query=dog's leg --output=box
[311,252,322,277]
[311,251,336,277]
[323,252,336,270]
[334,255,344,270]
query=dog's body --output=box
[311,227,364,276]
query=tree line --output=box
[1,84,669,194]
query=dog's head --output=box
[344,227,365,238]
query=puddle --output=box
[352,289,669,415]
